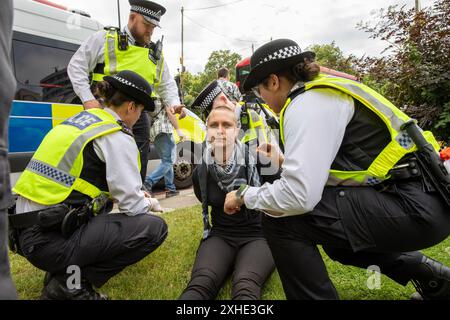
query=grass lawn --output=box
[9,204,450,300]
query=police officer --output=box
[224,39,450,300]
[0,0,18,300]
[68,0,185,183]
[11,70,167,300]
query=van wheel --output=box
[173,141,201,189]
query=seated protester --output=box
[179,106,277,300]
[11,70,167,300]
[191,80,281,181]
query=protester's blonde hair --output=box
[206,105,237,126]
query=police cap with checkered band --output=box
[104,70,156,111]
[243,39,315,91]
[129,0,166,27]
[190,80,224,116]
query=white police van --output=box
[9,0,204,190]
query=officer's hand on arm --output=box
[83,99,102,110]
[224,191,244,215]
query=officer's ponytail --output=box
[95,81,134,107]
[96,81,116,102]
[291,56,320,82]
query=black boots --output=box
[411,256,450,300]
[40,273,109,300]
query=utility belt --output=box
[8,193,113,255]
[381,121,450,207]
[388,156,423,182]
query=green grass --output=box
[9,204,450,300]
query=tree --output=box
[181,50,242,109]
[306,42,357,75]
[204,50,242,83]
[353,0,450,141]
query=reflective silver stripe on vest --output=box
[331,81,405,131]
[57,123,119,173]
[249,110,260,124]
[107,34,117,74]
[27,159,75,188]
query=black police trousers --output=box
[180,234,275,300]
[262,180,450,300]
[18,213,168,288]
[0,0,18,300]
[133,111,151,183]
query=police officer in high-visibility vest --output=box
[191,80,281,179]
[11,70,167,300]
[224,39,450,300]
[68,0,186,183]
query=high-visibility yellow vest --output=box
[239,103,269,144]
[92,30,164,96]
[13,109,125,205]
[279,74,440,186]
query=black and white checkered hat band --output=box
[131,5,162,22]
[257,45,302,67]
[113,75,147,94]
[199,86,222,112]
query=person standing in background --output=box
[217,67,242,103]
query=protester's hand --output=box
[83,99,102,110]
[257,143,284,166]
[224,191,244,215]
[173,105,187,119]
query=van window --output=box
[12,37,78,103]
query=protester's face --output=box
[206,108,238,149]
[129,13,156,45]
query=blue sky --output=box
[55,0,437,75]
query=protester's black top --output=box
[193,153,280,238]
[193,172,263,237]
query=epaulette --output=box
[116,120,134,137]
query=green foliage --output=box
[306,42,357,75]
[203,50,242,83]
[353,0,450,141]
[180,50,242,107]
[9,205,450,300]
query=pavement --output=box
[111,187,200,214]
[152,187,200,213]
